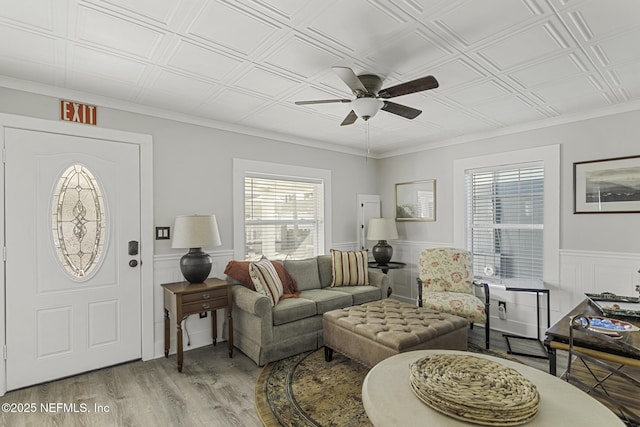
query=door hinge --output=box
[3,345,6,360]
[2,246,5,262]
[2,148,5,163]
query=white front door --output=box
[4,127,142,390]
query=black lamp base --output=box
[180,247,212,283]
[372,240,393,266]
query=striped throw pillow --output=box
[249,258,284,306]
[330,249,369,287]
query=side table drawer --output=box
[183,288,227,303]
[182,297,228,316]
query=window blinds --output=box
[244,175,324,260]
[467,166,544,286]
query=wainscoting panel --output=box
[152,246,638,358]
[152,250,234,359]
[559,250,639,317]
[388,243,640,339]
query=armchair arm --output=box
[368,269,390,300]
[231,285,271,317]
[367,269,390,289]
[473,280,491,349]
[473,280,490,307]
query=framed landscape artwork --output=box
[573,155,640,213]
[395,180,436,221]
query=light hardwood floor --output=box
[0,327,566,427]
[0,345,264,427]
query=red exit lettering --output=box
[60,100,97,125]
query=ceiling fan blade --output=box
[295,99,351,105]
[340,110,358,126]
[333,66,367,94]
[381,101,422,119]
[378,75,438,99]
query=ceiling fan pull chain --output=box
[365,121,370,161]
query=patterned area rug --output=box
[254,342,516,427]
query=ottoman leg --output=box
[324,346,334,362]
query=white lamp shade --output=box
[366,218,398,241]
[352,97,383,119]
[171,214,222,249]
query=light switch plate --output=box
[155,226,170,240]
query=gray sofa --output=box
[230,255,389,366]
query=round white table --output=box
[362,350,624,426]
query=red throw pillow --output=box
[272,260,300,299]
[224,260,254,290]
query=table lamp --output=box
[367,218,398,266]
[171,214,221,283]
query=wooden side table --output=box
[162,278,233,372]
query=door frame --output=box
[0,113,154,396]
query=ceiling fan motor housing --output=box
[355,74,383,95]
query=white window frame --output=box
[233,159,332,260]
[453,145,560,288]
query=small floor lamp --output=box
[367,218,398,266]
[172,214,221,283]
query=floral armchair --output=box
[417,248,490,349]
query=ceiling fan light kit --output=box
[352,97,383,120]
[295,66,439,126]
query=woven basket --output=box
[409,354,540,426]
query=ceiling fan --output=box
[295,66,439,126]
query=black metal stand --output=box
[502,287,550,359]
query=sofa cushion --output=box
[330,249,369,286]
[326,286,381,305]
[317,255,333,288]
[249,258,283,306]
[284,258,322,291]
[300,289,352,314]
[273,297,317,326]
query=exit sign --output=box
[60,100,97,125]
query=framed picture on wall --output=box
[573,155,640,214]
[395,180,436,221]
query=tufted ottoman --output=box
[323,299,468,367]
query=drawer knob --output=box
[202,293,211,299]
[202,304,210,310]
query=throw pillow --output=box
[249,258,284,306]
[224,260,254,290]
[225,259,300,299]
[272,260,301,299]
[330,249,369,287]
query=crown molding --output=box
[0,76,368,158]
[376,98,640,158]
[4,75,640,161]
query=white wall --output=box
[378,110,640,337]
[0,86,377,358]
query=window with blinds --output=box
[244,175,324,260]
[467,165,544,286]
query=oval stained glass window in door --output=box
[51,164,106,279]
